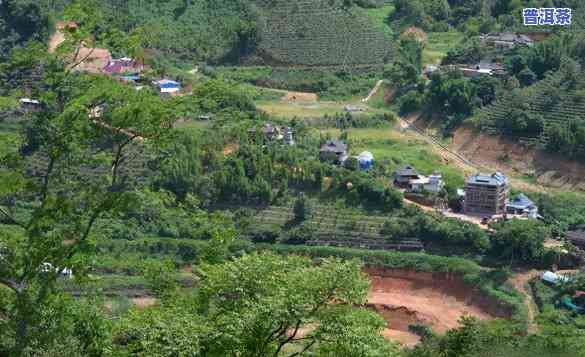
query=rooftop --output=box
[507,193,535,209]
[19,98,40,105]
[467,172,508,187]
[320,140,347,153]
[567,229,585,241]
[481,32,534,44]
[395,165,418,177]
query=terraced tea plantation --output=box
[256,0,392,67]
[244,204,424,251]
[475,71,585,146]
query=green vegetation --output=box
[0,1,49,60]
[423,31,464,65]
[474,66,585,159]
[116,252,399,356]
[361,4,395,38]
[212,65,383,100]
[321,127,465,187]
[2,0,394,69]
[257,0,391,67]
[3,1,585,356]
[0,122,21,156]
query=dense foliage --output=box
[3,1,585,356]
[115,253,399,356]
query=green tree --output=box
[293,194,311,222]
[0,4,177,354]
[491,219,550,265]
[517,68,537,87]
[144,260,179,298]
[117,253,399,356]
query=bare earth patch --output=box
[366,269,502,347]
[451,127,585,192]
[132,297,158,309]
[281,91,318,103]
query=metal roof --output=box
[395,165,418,177]
[320,140,347,153]
[507,193,535,209]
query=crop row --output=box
[257,0,391,67]
[246,203,423,251]
[477,72,585,144]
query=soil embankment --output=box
[366,268,512,347]
[451,127,585,192]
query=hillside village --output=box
[2,1,585,356]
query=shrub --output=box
[249,225,281,244]
[282,223,316,245]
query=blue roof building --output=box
[153,79,181,94]
[506,193,539,219]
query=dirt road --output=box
[398,116,548,194]
[509,270,540,335]
[362,80,384,103]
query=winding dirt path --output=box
[509,270,540,335]
[362,80,384,103]
[398,115,550,194]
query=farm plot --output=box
[475,71,585,148]
[22,144,153,187]
[247,204,424,251]
[256,0,392,67]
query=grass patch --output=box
[318,127,465,187]
[362,5,395,38]
[0,121,22,156]
[423,31,464,65]
[173,120,211,135]
[256,101,388,119]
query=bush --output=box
[249,225,281,244]
[293,195,311,222]
[282,223,316,245]
[408,324,434,341]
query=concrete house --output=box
[344,105,365,113]
[424,64,438,77]
[460,61,505,78]
[464,172,509,216]
[480,32,534,49]
[506,193,539,219]
[394,165,420,187]
[409,172,444,195]
[319,140,348,164]
[249,123,295,145]
[19,98,41,112]
[567,229,585,250]
[283,127,295,146]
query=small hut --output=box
[357,151,374,171]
